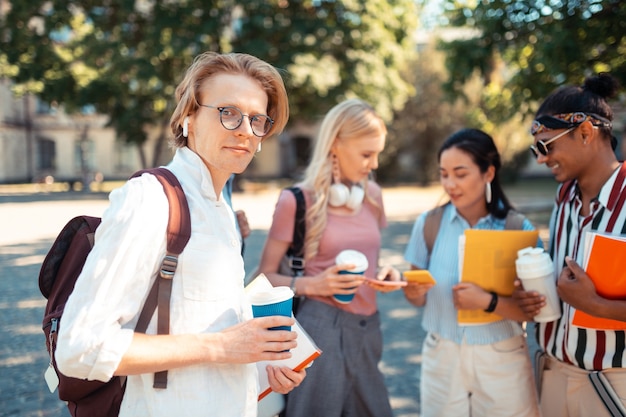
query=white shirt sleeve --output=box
[56,174,169,382]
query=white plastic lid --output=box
[515,246,554,279]
[248,286,294,305]
[335,249,369,273]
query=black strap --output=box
[285,187,306,276]
[130,167,191,389]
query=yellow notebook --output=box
[573,232,626,330]
[458,229,539,325]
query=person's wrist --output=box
[290,276,298,296]
[484,291,498,313]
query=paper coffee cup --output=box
[515,247,561,322]
[334,249,368,304]
[249,286,294,331]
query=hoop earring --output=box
[485,182,492,204]
[182,117,189,138]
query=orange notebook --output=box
[573,233,626,330]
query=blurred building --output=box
[0,80,313,185]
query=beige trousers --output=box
[540,355,626,417]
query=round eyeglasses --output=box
[200,104,274,137]
[529,127,575,159]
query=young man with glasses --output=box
[55,52,305,417]
[515,73,626,417]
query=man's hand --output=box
[217,316,297,363]
[266,366,306,394]
[557,256,601,314]
[512,279,546,320]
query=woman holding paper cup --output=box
[403,128,541,417]
[256,99,401,417]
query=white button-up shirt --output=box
[56,147,258,416]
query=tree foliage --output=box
[1,0,233,166]
[439,0,626,114]
[0,0,418,167]
[233,0,418,122]
[382,42,468,185]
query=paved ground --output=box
[0,184,553,417]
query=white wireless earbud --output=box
[182,117,189,138]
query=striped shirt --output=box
[404,204,540,345]
[539,163,626,371]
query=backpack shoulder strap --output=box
[424,205,445,256]
[285,186,306,275]
[504,209,526,230]
[133,167,192,255]
[130,167,191,389]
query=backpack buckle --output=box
[289,257,305,271]
[160,255,179,279]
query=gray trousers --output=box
[284,299,393,417]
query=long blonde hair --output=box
[169,52,289,147]
[301,98,386,260]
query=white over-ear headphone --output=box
[329,183,365,210]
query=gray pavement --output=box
[0,185,552,417]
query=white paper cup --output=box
[516,247,561,322]
[249,286,294,331]
[334,250,368,304]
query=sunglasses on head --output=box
[530,112,612,136]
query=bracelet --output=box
[290,276,298,296]
[484,291,498,313]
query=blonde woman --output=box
[257,98,401,417]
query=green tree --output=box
[0,0,233,168]
[439,0,626,114]
[0,0,419,171]
[234,0,418,123]
[382,41,467,185]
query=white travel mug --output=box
[515,247,561,322]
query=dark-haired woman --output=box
[515,73,626,416]
[403,128,541,417]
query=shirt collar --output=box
[567,163,626,212]
[446,203,497,228]
[171,147,219,201]
[597,163,626,212]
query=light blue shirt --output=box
[404,203,542,345]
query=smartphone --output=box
[403,270,436,285]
